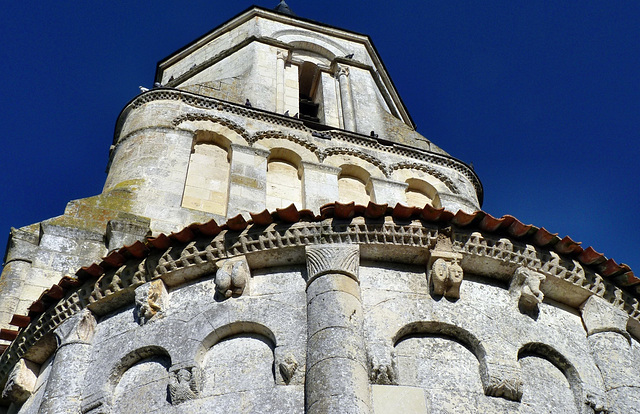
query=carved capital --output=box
[428,250,464,299]
[168,366,204,405]
[306,244,360,283]
[1,358,39,404]
[134,279,168,325]
[276,50,289,61]
[215,256,249,298]
[278,354,298,385]
[335,64,350,78]
[368,344,397,385]
[54,309,96,347]
[584,386,609,414]
[510,267,546,313]
[481,362,523,401]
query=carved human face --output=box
[449,263,463,283]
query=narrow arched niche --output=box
[405,178,441,208]
[395,333,484,395]
[111,349,172,414]
[266,148,303,211]
[338,164,371,205]
[201,333,275,399]
[518,343,581,413]
[182,130,231,216]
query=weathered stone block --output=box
[1,359,39,404]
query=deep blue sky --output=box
[1,2,638,274]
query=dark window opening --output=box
[298,62,320,123]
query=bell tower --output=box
[105,3,481,231]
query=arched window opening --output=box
[298,62,321,123]
[112,355,171,413]
[395,333,483,408]
[338,165,371,205]
[202,334,275,398]
[266,148,302,211]
[405,178,441,208]
[182,130,230,216]
[519,355,579,413]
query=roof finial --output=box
[274,0,296,16]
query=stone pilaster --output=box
[581,295,639,413]
[301,161,340,211]
[368,177,408,206]
[227,144,269,219]
[438,192,479,214]
[276,50,287,114]
[336,65,357,132]
[305,244,371,414]
[38,309,97,414]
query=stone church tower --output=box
[1,3,638,413]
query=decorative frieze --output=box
[2,221,638,391]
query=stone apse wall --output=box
[1,7,638,413]
[2,218,639,414]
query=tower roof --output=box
[274,0,296,16]
[155,5,416,129]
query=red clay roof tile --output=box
[227,214,248,231]
[9,315,30,328]
[0,329,19,341]
[276,204,301,223]
[250,210,274,226]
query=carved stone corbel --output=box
[428,250,464,299]
[134,279,168,325]
[510,267,546,313]
[168,365,204,405]
[1,358,39,404]
[214,256,249,298]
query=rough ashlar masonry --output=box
[0,4,638,414]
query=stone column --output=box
[336,65,357,132]
[276,50,287,114]
[301,161,340,211]
[227,144,269,219]
[39,309,97,414]
[368,177,408,206]
[581,295,639,413]
[305,244,371,414]
[0,228,38,333]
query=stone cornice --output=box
[1,216,637,389]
